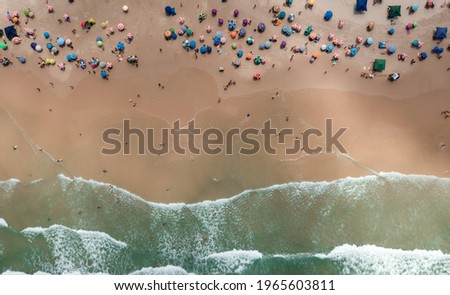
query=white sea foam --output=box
[316,244,450,275]
[0,178,20,199]
[206,249,263,274]
[0,218,8,228]
[130,265,190,275]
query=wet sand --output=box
[0,0,449,202]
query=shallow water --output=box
[0,173,449,274]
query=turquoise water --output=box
[0,173,449,274]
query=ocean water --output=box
[0,173,449,275]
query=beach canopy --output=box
[388,6,401,19]
[373,59,386,71]
[355,0,368,11]
[165,6,176,16]
[324,11,333,21]
[388,44,396,54]
[4,26,18,40]
[435,27,447,39]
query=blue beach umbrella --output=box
[31,42,37,49]
[412,39,419,47]
[171,33,177,39]
[96,36,103,42]
[19,56,26,63]
[70,53,77,60]
[298,45,306,52]
[189,40,196,49]
[117,42,125,51]
[259,42,265,50]
[258,23,266,33]
[228,21,236,31]
[239,28,246,37]
[432,46,440,53]
[215,31,223,38]
[350,47,358,56]
[365,37,373,46]
[101,70,107,79]
[411,3,419,12]
[324,11,333,21]
[200,45,207,54]
[279,11,286,19]
[66,54,72,62]
[56,37,65,46]
[388,44,396,54]
[181,25,187,32]
[43,32,50,39]
[213,37,221,46]
[46,43,53,49]
[265,40,271,49]
[80,60,86,69]
[326,43,334,53]
[165,6,176,16]
[206,46,212,54]
[237,50,243,57]
[420,52,427,59]
[388,28,395,35]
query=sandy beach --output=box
[0,0,449,203]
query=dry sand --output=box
[0,0,449,203]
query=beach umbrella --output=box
[233,9,239,17]
[350,47,358,56]
[63,14,70,21]
[388,28,395,35]
[218,18,224,26]
[243,19,248,26]
[117,42,125,51]
[299,45,306,52]
[101,71,107,79]
[259,43,265,50]
[46,43,53,50]
[0,43,7,50]
[80,60,86,68]
[254,56,262,65]
[96,36,103,42]
[212,8,217,16]
[228,21,236,31]
[101,22,108,29]
[206,26,212,33]
[321,44,327,51]
[51,47,58,54]
[292,23,302,32]
[186,28,193,36]
[388,44,396,54]
[338,20,345,28]
[126,33,133,41]
[108,27,115,34]
[288,13,295,22]
[258,23,266,33]
[326,44,334,53]
[411,3,419,12]
[200,45,207,54]
[272,35,278,42]
[328,33,335,40]
[309,32,317,40]
[181,25,187,32]
[67,55,73,62]
[356,36,363,43]
[189,40,196,49]
[31,42,37,50]
[280,40,287,48]
[246,53,253,60]
[12,37,21,45]
[171,33,177,40]
[49,59,56,65]
[215,31,223,38]
[44,32,50,39]
[182,39,189,48]
[123,5,129,13]
[117,23,125,31]
[24,8,31,17]
[70,53,77,60]
[165,6,176,16]
[230,31,237,39]
[279,11,286,19]
[97,40,103,47]
[178,29,184,36]
[432,46,440,53]
[312,52,319,59]
[18,56,26,63]
[246,37,254,45]
[324,10,333,21]
[213,37,221,46]
[99,61,106,68]
[239,28,246,37]
[420,52,427,59]
[35,45,42,52]
[237,50,243,57]
[56,38,65,46]
[65,39,72,45]
[253,72,261,80]
[164,30,172,39]
[333,53,340,59]
[220,37,226,44]
[199,35,205,42]
[265,40,272,49]
[365,37,373,46]
[412,39,419,47]
[106,62,113,69]
[178,17,185,25]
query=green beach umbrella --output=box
[97,40,103,47]
[231,43,237,50]
[23,8,31,17]
[0,43,7,50]
[254,56,262,65]
[186,28,192,36]
[170,28,175,34]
